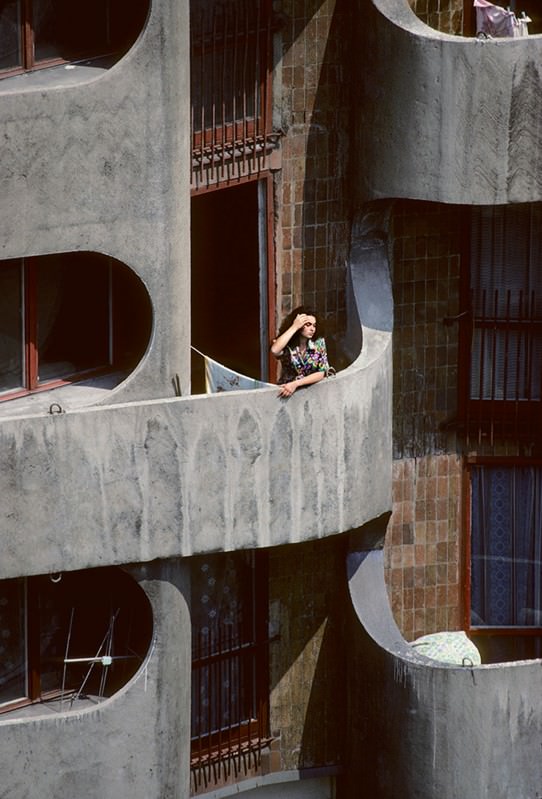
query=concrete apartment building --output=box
[1,0,542,797]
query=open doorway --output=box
[191,179,272,390]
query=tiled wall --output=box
[386,454,463,641]
[408,0,466,34]
[275,0,352,347]
[269,536,347,771]
[385,200,464,640]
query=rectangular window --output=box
[459,204,542,439]
[469,462,542,629]
[190,550,268,770]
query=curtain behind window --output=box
[471,464,542,627]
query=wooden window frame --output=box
[0,0,147,80]
[0,255,114,403]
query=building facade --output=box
[0,1,542,798]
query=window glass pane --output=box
[0,0,22,72]
[36,253,110,383]
[471,465,542,627]
[0,261,24,393]
[0,579,27,706]
[33,0,110,63]
[33,0,149,65]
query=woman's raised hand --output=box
[293,313,310,330]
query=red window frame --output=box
[0,256,113,403]
[0,0,149,80]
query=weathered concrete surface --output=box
[357,0,542,205]
[346,529,542,799]
[0,560,191,799]
[0,0,190,403]
[0,223,392,580]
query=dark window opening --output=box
[191,179,272,390]
[468,460,542,662]
[0,567,153,714]
[458,204,542,442]
[0,0,149,79]
[190,550,268,778]
[0,252,152,402]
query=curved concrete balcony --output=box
[346,530,542,798]
[0,227,392,580]
[357,0,542,205]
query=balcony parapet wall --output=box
[346,536,542,798]
[0,229,392,581]
[358,0,542,205]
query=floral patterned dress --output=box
[278,337,330,384]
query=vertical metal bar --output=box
[211,5,218,186]
[220,3,228,181]
[217,620,222,758]
[199,7,206,188]
[241,1,249,175]
[232,0,239,147]
[253,0,261,173]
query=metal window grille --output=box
[461,204,542,443]
[190,0,278,190]
[190,551,269,791]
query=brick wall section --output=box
[275,0,352,347]
[268,536,347,771]
[408,0,466,34]
[386,454,463,641]
[385,200,464,641]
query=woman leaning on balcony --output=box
[270,306,332,398]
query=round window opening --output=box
[0,252,153,402]
[0,566,153,714]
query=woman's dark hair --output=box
[277,305,320,349]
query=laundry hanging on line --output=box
[474,0,531,37]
